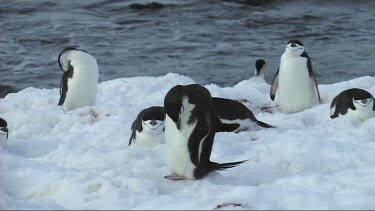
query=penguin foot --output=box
[164,174,186,181]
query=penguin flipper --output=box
[270,69,279,101]
[58,63,74,106]
[129,116,142,146]
[306,58,321,103]
[188,119,212,167]
[311,71,321,103]
[128,130,136,146]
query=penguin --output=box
[58,47,99,112]
[0,117,8,145]
[254,59,266,79]
[330,88,375,121]
[213,97,275,133]
[164,84,247,180]
[128,106,165,147]
[270,40,321,113]
[248,59,267,84]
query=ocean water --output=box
[1,0,374,92]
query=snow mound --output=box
[1,73,375,209]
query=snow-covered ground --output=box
[1,73,375,210]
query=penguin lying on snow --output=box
[128,106,165,147]
[128,99,274,148]
[58,47,99,112]
[164,84,247,180]
[270,40,321,114]
[0,117,8,145]
[213,97,275,133]
[330,88,375,121]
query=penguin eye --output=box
[355,98,371,106]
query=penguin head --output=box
[58,47,79,72]
[164,84,212,129]
[141,107,165,135]
[285,40,305,56]
[351,89,375,113]
[254,59,266,76]
[164,85,184,124]
[0,117,8,141]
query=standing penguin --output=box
[254,59,266,80]
[330,88,375,121]
[58,47,99,112]
[128,106,165,147]
[213,97,275,133]
[270,40,321,113]
[164,84,247,180]
[0,117,8,145]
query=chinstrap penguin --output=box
[330,88,375,121]
[270,40,321,113]
[58,47,99,112]
[213,97,275,133]
[128,106,165,147]
[164,84,247,180]
[254,59,266,79]
[0,117,8,146]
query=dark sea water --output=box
[1,0,375,95]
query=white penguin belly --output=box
[346,102,375,121]
[64,70,98,111]
[165,115,196,179]
[134,131,164,147]
[278,56,317,113]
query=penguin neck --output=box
[254,68,265,78]
[283,50,304,59]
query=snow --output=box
[1,73,375,210]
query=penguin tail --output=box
[194,160,248,179]
[211,160,248,171]
[256,120,276,129]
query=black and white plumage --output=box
[270,40,321,113]
[213,97,275,133]
[58,47,99,112]
[128,106,165,147]
[0,117,8,145]
[164,84,247,180]
[249,59,267,84]
[254,59,266,78]
[330,88,375,121]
